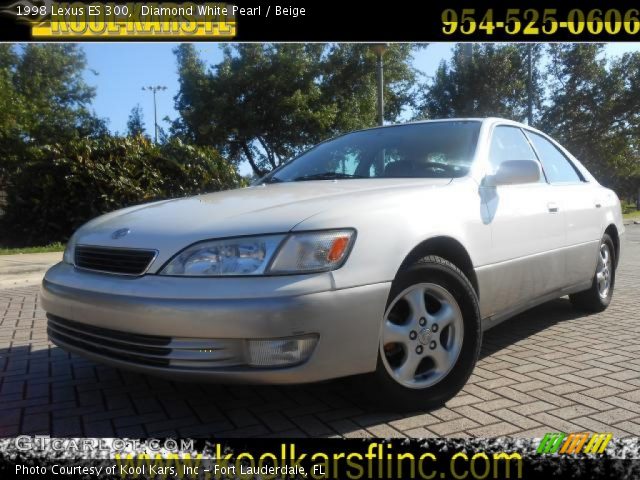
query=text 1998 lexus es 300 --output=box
[42,118,624,409]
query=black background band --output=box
[2,0,640,41]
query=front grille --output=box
[47,315,245,369]
[74,245,156,275]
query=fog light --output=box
[247,336,318,367]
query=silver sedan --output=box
[42,118,624,409]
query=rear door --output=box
[478,125,565,318]
[524,130,602,287]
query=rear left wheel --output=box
[569,233,616,313]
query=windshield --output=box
[262,121,481,183]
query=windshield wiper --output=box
[261,176,283,184]
[292,172,366,182]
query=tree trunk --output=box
[241,142,266,177]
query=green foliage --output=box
[126,104,146,137]
[0,44,243,248]
[540,45,640,195]
[418,43,543,122]
[1,136,243,247]
[320,44,420,133]
[13,44,106,143]
[0,243,65,255]
[0,44,107,178]
[621,201,638,215]
[172,43,421,176]
[418,43,639,196]
[0,45,24,170]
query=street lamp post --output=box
[371,44,389,127]
[142,85,167,143]
[462,44,474,114]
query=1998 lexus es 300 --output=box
[42,118,624,409]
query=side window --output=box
[526,132,582,184]
[489,126,539,175]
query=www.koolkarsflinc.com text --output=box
[14,443,524,479]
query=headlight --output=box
[63,232,78,265]
[159,229,355,276]
[160,234,285,276]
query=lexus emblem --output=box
[417,328,432,345]
[111,228,130,239]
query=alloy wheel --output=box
[380,283,464,389]
[596,243,612,299]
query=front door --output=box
[477,125,565,318]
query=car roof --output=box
[353,117,530,133]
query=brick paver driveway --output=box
[1,226,639,438]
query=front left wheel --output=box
[369,256,482,411]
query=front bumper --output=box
[41,263,390,384]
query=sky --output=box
[81,42,640,173]
[83,42,640,136]
[80,42,457,136]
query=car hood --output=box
[75,178,451,268]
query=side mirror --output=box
[483,160,541,187]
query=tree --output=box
[172,43,421,176]
[418,43,543,123]
[0,45,23,172]
[127,104,146,137]
[320,44,420,133]
[611,52,640,199]
[0,44,107,180]
[540,44,640,195]
[171,44,210,144]
[0,45,246,247]
[1,135,243,246]
[13,44,106,144]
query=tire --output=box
[569,233,616,313]
[370,255,482,411]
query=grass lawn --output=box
[0,242,65,255]
[623,209,640,222]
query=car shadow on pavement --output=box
[0,297,592,437]
[479,297,588,359]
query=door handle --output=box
[547,202,559,213]
[595,203,602,208]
